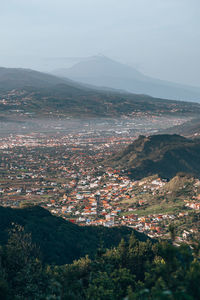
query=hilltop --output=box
[53,55,200,102]
[105,134,200,179]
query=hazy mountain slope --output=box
[162,118,200,138]
[0,67,65,90]
[105,134,200,179]
[0,206,149,265]
[53,56,200,102]
[0,66,94,92]
[1,66,200,118]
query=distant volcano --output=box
[53,55,200,102]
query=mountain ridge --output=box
[105,134,200,179]
[1,66,200,118]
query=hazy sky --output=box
[1,0,200,86]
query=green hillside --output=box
[0,205,148,265]
[0,216,200,300]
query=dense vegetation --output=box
[0,206,148,265]
[106,134,200,180]
[0,220,200,299]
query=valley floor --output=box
[0,116,199,245]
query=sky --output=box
[0,0,200,86]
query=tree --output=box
[168,224,176,242]
[2,224,58,299]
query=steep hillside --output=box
[106,134,200,179]
[0,206,149,265]
[159,173,197,201]
[53,55,200,102]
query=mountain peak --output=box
[52,56,200,102]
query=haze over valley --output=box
[1,62,200,236]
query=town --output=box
[0,117,200,245]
